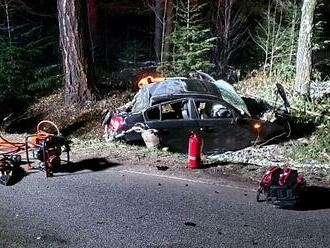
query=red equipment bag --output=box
[259,166,283,188]
[257,165,306,208]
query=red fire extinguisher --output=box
[188,132,203,169]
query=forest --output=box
[0,0,329,162]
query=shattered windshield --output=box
[212,80,251,116]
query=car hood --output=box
[212,80,251,117]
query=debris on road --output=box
[207,144,330,170]
[184,222,197,227]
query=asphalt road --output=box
[1,161,330,248]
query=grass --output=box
[285,124,330,163]
[237,71,330,164]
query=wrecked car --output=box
[102,74,291,154]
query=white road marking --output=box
[120,169,254,192]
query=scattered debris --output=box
[141,129,160,148]
[156,166,169,171]
[136,214,148,220]
[207,145,330,170]
[184,222,197,227]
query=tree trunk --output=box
[4,2,11,43]
[294,0,317,96]
[154,0,163,62]
[213,0,248,78]
[87,0,98,63]
[162,0,174,64]
[57,0,94,105]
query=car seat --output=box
[181,103,189,120]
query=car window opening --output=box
[195,100,233,119]
[145,106,161,121]
[161,102,184,120]
[145,100,190,121]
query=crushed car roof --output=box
[131,78,222,113]
[131,77,251,117]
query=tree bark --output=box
[162,0,174,64]
[87,0,98,63]
[294,0,317,96]
[154,0,163,62]
[57,0,94,105]
[213,0,248,78]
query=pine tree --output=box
[0,0,60,107]
[166,0,215,75]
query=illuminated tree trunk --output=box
[214,0,248,76]
[162,0,174,64]
[154,0,163,62]
[294,0,317,97]
[57,0,94,105]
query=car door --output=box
[143,99,199,153]
[193,99,259,154]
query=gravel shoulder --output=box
[1,132,329,189]
[67,137,330,188]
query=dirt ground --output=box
[70,138,330,188]
[1,91,329,188]
[2,131,329,188]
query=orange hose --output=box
[36,120,60,136]
[0,135,25,147]
[25,120,58,148]
[0,120,60,153]
[0,135,25,154]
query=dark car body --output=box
[102,78,290,154]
